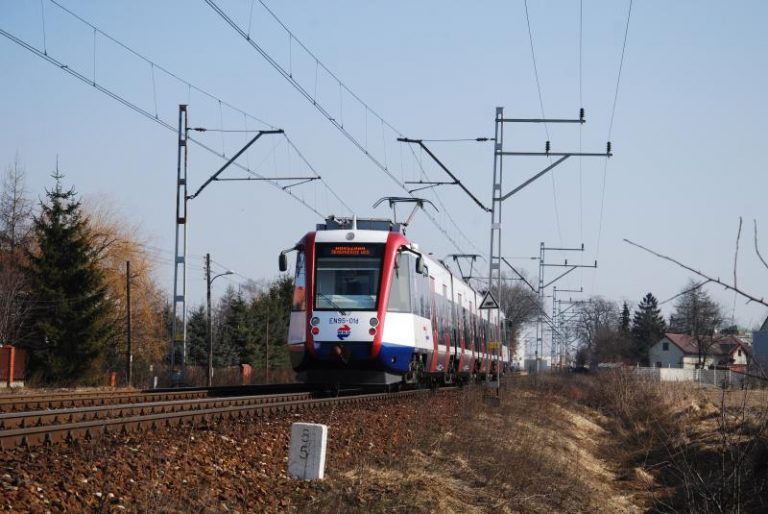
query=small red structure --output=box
[240,363,252,385]
[0,345,27,388]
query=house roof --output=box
[662,333,748,357]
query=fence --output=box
[631,366,751,388]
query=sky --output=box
[1,0,767,334]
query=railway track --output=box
[0,383,314,412]
[0,388,431,449]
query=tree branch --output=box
[623,238,768,308]
[733,216,742,290]
[754,220,768,273]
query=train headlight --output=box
[310,316,320,326]
[368,328,376,336]
[369,317,379,327]
[311,327,320,335]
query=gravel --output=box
[0,389,461,513]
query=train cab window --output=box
[409,254,431,319]
[315,243,383,311]
[291,250,306,311]
[387,251,412,312]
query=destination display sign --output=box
[317,244,383,258]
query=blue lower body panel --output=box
[291,340,417,385]
[377,342,414,373]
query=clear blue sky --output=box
[2,1,767,329]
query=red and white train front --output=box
[281,217,505,386]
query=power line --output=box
[0,4,347,219]
[522,0,563,245]
[578,0,584,247]
[594,0,634,261]
[203,0,480,254]
[47,0,276,130]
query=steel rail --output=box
[0,390,209,413]
[0,389,432,449]
[0,392,313,430]
[0,383,314,412]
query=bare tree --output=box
[575,296,620,367]
[497,272,541,354]
[0,158,33,344]
[0,157,33,255]
[670,279,723,368]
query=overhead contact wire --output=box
[594,0,634,258]
[203,0,478,254]
[523,0,563,245]
[5,1,353,218]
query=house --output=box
[649,333,750,370]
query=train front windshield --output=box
[315,243,383,311]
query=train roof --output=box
[316,216,403,233]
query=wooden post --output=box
[7,346,15,388]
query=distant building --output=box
[649,333,750,371]
[752,317,768,376]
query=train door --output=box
[410,254,431,370]
[441,283,451,372]
[429,276,439,372]
[457,293,465,372]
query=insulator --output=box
[579,107,585,120]
[545,140,550,153]
[606,141,612,154]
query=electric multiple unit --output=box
[280,216,508,386]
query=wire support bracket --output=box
[397,138,491,212]
[187,129,284,200]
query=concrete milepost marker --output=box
[288,423,328,480]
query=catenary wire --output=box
[0,11,343,219]
[203,0,480,255]
[594,0,634,261]
[523,0,564,246]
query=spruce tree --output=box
[619,302,631,336]
[215,287,249,367]
[630,293,666,365]
[186,305,208,367]
[24,171,113,383]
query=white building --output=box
[649,333,750,371]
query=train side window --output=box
[387,251,412,312]
[291,250,306,311]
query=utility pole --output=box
[206,253,233,387]
[535,242,596,372]
[555,298,587,366]
[170,104,310,383]
[397,107,612,377]
[171,105,189,381]
[206,253,213,387]
[265,299,270,383]
[126,260,132,387]
[552,286,582,368]
[489,107,610,373]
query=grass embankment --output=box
[296,374,768,513]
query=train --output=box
[279,216,511,387]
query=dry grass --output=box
[545,371,768,513]
[295,382,647,513]
[293,374,768,513]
